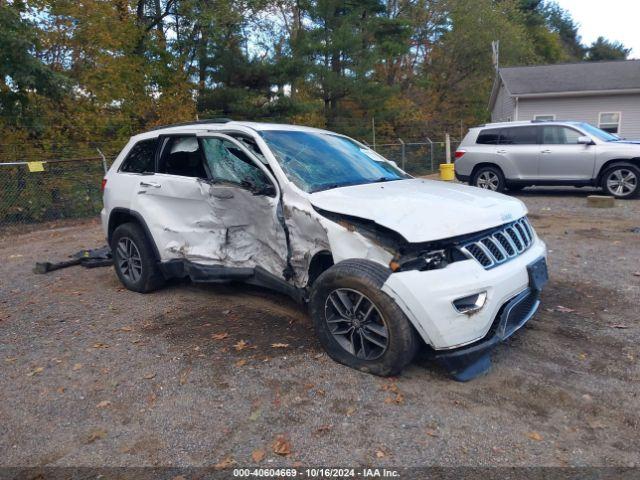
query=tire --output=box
[472,165,506,192]
[111,222,165,293]
[309,259,420,376]
[601,163,640,199]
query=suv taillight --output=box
[455,150,466,159]
[101,178,107,192]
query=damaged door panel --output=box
[134,133,289,279]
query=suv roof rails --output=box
[148,118,233,131]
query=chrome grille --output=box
[460,217,534,269]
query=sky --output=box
[556,0,640,59]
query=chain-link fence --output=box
[373,139,460,175]
[0,157,110,231]
[0,138,460,231]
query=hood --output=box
[309,179,527,243]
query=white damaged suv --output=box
[101,120,548,380]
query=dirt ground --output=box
[1,187,639,469]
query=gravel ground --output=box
[0,188,639,469]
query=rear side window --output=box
[476,128,501,145]
[120,139,157,173]
[500,126,538,145]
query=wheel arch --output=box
[306,250,334,288]
[471,162,505,180]
[108,208,161,262]
[596,158,640,184]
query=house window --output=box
[598,112,621,134]
[534,114,555,121]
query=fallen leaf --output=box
[272,435,291,456]
[92,342,109,349]
[578,353,587,360]
[271,343,289,348]
[375,449,386,458]
[214,456,236,470]
[235,359,247,367]
[315,424,333,433]
[384,393,404,405]
[251,449,266,462]
[96,400,112,408]
[27,367,44,377]
[211,332,229,340]
[72,363,83,371]
[5,357,17,363]
[143,372,156,379]
[120,326,133,332]
[425,429,440,438]
[249,407,262,421]
[554,306,575,313]
[87,428,107,443]
[234,339,250,351]
[179,367,191,385]
[346,406,356,416]
[528,432,543,441]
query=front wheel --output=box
[601,164,639,199]
[309,260,420,376]
[472,166,506,192]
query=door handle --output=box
[540,149,551,154]
[139,181,161,188]
[496,149,507,154]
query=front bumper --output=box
[433,287,540,380]
[381,237,547,350]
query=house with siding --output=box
[489,60,640,139]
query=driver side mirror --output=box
[577,136,594,145]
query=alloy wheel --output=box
[116,237,143,283]
[324,288,389,360]
[476,171,499,191]
[606,168,637,197]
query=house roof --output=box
[489,59,640,109]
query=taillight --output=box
[101,178,107,192]
[455,150,466,159]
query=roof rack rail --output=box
[148,118,233,131]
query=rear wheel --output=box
[601,163,639,199]
[309,259,420,376]
[111,222,165,293]
[472,166,506,192]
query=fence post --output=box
[372,117,376,151]
[398,138,405,170]
[445,133,451,164]
[97,148,108,174]
[426,137,434,172]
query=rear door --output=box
[496,126,540,180]
[538,126,596,180]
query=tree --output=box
[586,36,630,61]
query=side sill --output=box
[159,260,306,304]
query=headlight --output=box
[390,249,449,272]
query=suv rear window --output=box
[476,126,539,145]
[120,139,157,173]
[476,128,501,145]
[500,126,538,145]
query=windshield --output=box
[259,130,409,193]
[577,122,619,142]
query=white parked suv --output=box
[455,120,640,198]
[101,120,548,380]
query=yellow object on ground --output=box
[439,163,455,181]
[27,161,45,172]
